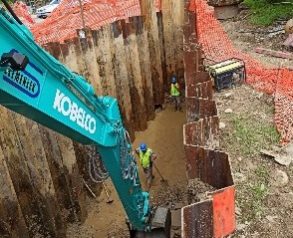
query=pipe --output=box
[1,0,23,25]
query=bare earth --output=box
[220,17,293,238]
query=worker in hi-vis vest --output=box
[135,143,157,191]
[170,75,182,111]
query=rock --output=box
[219,122,226,129]
[261,149,292,167]
[285,19,293,34]
[235,206,242,216]
[271,169,289,187]
[224,108,233,114]
[284,143,293,155]
[234,172,246,183]
[274,155,292,167]
[256,92,264,99]
[224,92,232,98]
[237,223,247,230]
[266,215,278,223]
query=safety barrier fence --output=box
[12,0,161,45]
[189,0,293,144]
[12,1,35,27]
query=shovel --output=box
[102,182,114,204]
[153,162,168,185]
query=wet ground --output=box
[66,105,187,237]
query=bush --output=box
[244,0,293,25]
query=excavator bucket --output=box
[130,207,171,238]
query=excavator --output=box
[0,1,170,237]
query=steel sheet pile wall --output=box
[0,1,185,236]
[44,17,159,138]
[0,109,86,237]
[181,1,236,237]
[0,17,155,237]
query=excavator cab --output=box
[0,51,29,70]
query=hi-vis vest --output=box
[170,83,180,96]
[139,148,152,168]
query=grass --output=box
[244,0,293,25]
[238,166,270,221]
[224,112,277,221]
[229,115,280,156]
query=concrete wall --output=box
[0,3,185,236]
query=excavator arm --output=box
[0,2,170,236]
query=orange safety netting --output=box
[31,0,141,44]
[13,1,35,27]
[190,0,293,144]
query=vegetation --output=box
[244,0,293,25]
[238,166,270,221]
[229,115,280,156]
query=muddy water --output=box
[66,105,187,237]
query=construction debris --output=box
[224,92,233,98]
[261,149,292,167]
[219,122,226,129]
[255,47,293,60]
[271,169,289,187]
[225,108,233,114]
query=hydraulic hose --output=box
[88,148,109,183]
[1,0,23,25]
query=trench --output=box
[66,105,187,237]
[0,1,237,237]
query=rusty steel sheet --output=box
[183,116,219,147]
[211,186,236,238]
[186,97,217,122]
[182,1,235,237]
[186,80,213,98]
[184,51,200,84]
[184,145,233,189]
[182,200,213,238]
